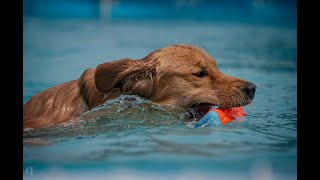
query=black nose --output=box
[242,82,256,100]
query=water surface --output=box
[23,17,296,179]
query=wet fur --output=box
[24,44,253,128]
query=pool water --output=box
[23,18,296,179]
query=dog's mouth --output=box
[187,103,218,121]
[187,102,248,121]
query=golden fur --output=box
[23,44,255,128]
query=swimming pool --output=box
[23,8,296,180]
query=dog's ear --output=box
[94,58,155,97]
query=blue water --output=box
[23,2,296,179]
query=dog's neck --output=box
[78,68,121,109]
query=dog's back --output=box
[23,80,88,128]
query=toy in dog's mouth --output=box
[187,103,246,125]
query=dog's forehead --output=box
[154,45,217,70]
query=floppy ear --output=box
[94,58,155,96]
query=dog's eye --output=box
[192,70,208,78]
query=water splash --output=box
[23,95,187,142]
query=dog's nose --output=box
[242,82,256,100]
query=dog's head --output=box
[95,44,256,120]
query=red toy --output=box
[195,106,246,127]
[213,107,246,125]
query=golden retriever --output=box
[23,44,256,128]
